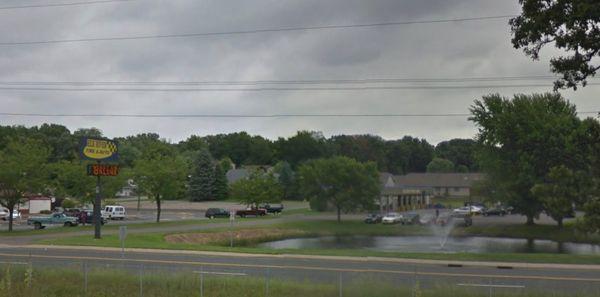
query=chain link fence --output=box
[0,258,598,297]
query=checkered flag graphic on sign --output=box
[107,142,117,153]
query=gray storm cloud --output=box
[0,0,597,144]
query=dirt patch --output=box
[165,228,309,245]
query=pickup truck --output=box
[27,213,79,229]
[235,208,267,218]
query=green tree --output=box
[213,162,229,200]
[578,197,600,234]
[456,165,469,173]
[134,141,187,222]
[510,0,600,90]
[274,161,297,200]
[384,136,434,174]
[37,124,75,162]
[276,131,331,168]
[426,158,455,173]
[330,134,387,171]
[48,161,95,204]
[229,172,282,208]
[0,138,50,231]
[435,139,478,171]
[189,148,215,201]
[470,93,583,225]
[298,156,380,222]
[49,161,131,206]
[531,166,577,228]
[73,127,103,138]
[574,118,600,232]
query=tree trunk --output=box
[336,207,341,223]
[8,206,13,232]
[156,194,161,223]
[557,218,563,229]
[526,215,535,225]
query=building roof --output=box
[226,169,250,184]
[27,196,52,201]
[392,173,485,188]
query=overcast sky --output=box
[0,0,598,144]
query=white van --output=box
[103,205,126,220]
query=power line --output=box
[0,83,598,92]
[0,111,597,118]
[0,75,576,86]
[0,0,137,10]
[0,14,517,46]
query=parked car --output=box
[63,208,82,218]
[27,213,78,229]
[382,212,403,224]
[465,202,487,209]
[364,213,383,224]
[419,214,435,225]
[0,208,21,221]
[483,207,507,216]
[81,209,107,225]
[452,206,484,215]
[104,205,126,220]
[401,213,420,225]
[235,208,267,218]
[205,208,230,219]
[259,203,284,214]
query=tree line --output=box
[0,124,476,228]
[1,92,598,231]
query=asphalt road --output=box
[0,246,598,295]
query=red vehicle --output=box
[235,208,267,218]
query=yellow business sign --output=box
[80,138,119,162]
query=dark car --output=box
[401,213,420,225]
[235,208,267,217]
[483,207,507,216]
[82,210,106,225]
[364,213,383,224]
[259,203,284,214]
[205,208,230,219]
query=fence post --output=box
[338,272,343,297]
[265,267,270,297]
[200,266,204,297]
[139,264,144,297]
[83,261,88,296]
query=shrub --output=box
[61,198,76,209]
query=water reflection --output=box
[257,236,600,254]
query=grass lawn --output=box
[39,220,600,265]
[0,214,283,237]
[1,264,585,297]
[455,223,600,244]
[430,197,467,209]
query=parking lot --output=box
[0,199,309,231]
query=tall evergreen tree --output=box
[213,162,229,200]
[189,148,215,201]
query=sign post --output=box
[79,137,119,239]
[119,226,127,258]
[229,210,235,248]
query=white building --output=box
[20,196,53,214]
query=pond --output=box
[256,235,600,254]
